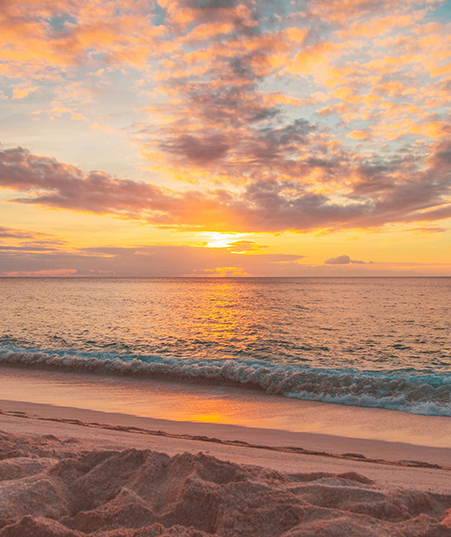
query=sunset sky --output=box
[1,0,450,276]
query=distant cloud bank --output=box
[324,255,374,265]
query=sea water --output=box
[0,277,450,416]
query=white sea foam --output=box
[1,348,450,416]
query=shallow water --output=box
[1,277,450,415]
[2,367,451,447]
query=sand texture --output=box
[1,429,451,537]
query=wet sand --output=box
[1,366,451,448]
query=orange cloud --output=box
[2,142,451,235]
[1,0,451,250]
[349,130,372,141]
[12,85,39,99]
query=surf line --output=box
[0,408,447,472]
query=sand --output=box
[1,400,451,536]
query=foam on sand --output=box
[1,430,451,537]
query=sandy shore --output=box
[2,366,451,448]
[1,399,451,536]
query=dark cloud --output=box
[0,145,363,232]
[151,70,303,171]
[1,144,451,233]
[164,0,262,32]
[0,146,175,217]
[429,140,451,167]
[189,82,279,127]
[352,161,395,195]
[240,119,317,165]
[194,0,237,10]
[160,133,231,163]
[400,205,451,224]
[153,87,318,173]
[324,255,371,265]
[142,4,310,177]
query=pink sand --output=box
[1,400,451,536]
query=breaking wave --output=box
[1,347,451,417]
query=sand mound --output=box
[0,432,450,537]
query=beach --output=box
[1,278,450,535]
[2,0,451,527]
[1,396,451,536]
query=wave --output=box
[1,347,450,416]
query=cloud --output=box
[160,133,232,164]
[0,0,168,74]
[2,242,449,277]
[2,0,450,195]
[409,226,448,234]
[12,85,39,99]
[1,143,451,233]
[0,226,49,239]
[0,226,67,253]
[1,0,451,282]
[324,254,372,265]
[0,243,306,277]
[0,145,369,232]
[226,240,269,252]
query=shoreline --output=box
[0,400,449,469]
[1,366,451,448]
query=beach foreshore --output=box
[1,399,451,536]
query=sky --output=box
[0,0,450,277]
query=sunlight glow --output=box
[203,233,248,249]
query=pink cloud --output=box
[1,142,451,233]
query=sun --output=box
[203,232,247,249]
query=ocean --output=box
[1,277,450,419]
